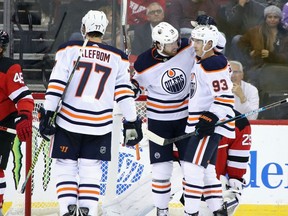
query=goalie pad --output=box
[101,174,154,216]
[220,175,244,216]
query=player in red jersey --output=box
[0,30,34,215]
[216,109,251,215]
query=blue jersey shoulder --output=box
[134,38,190,73]
[58,40,128,60]
[134,48,158,73]
[200,53,228,71]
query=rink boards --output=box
[3,122,288,215]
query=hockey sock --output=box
[78,159,101,215]
[152,162,173,209]
[55,159,78,215]
[203,164,223,212]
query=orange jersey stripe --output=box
[61,108,112,121]
[114,89,134,96]
[48,84,65,92]
[147,100,188,110]
[215,97,234,104]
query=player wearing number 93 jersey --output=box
[181,25,235,215]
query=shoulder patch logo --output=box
[190,72,197,98]
[161,68,186,94]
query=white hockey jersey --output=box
[44,40,135,135]
[133,38,195,121]
[186,54,235,138]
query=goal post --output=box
[3,93,152,216]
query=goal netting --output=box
[3,93,164,216]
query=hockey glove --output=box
[39,107,56,141]
[195,111,219,139]
[131,79,142,99]
[123,117,143,146]
[15,110,33,142]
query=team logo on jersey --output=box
[161,68,186,94]
[190,73,197,98]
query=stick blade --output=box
[142,128,165,146]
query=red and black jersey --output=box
[0,57,34,121]
[216,110,251,180]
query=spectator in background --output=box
[127,0,166,26]
[98,5,130,51]
[225,0,265,36]
[165,0,221,38]
[237,5,288,69]
[225,0,265,58]
[230,60,259,120]
[281,2,288,30]
[266,0,287,9]
[131,2,165,55]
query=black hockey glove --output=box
[131,79,142,99]
[195,111,219,139]
[39,107,56,141]
[123,117,143,146]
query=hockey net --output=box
[3,93,155,216]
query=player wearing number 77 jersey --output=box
[39,10,143,216]
[181,25,235,216]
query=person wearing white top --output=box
[230,60,259,120]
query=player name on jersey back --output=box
[82,48,111,63]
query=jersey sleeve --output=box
[115,55,137,122]
[44,45,70,111]
[6,63,34,113]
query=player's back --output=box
[46,40,133,135]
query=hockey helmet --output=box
[152,22,179,46]
[81,10,109,37]
[0,30,9,48]
[191,25,219,48]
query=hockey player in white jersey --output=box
[181,25,235,216]
[133,22,196,216]
[39,10,143,216]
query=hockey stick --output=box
[20,38,89,193]
[0,126,16,134]
[121,0,129,56]
[145,98,288,146]
[121,0,140,159]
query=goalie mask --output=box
[191,25,219,52]
[81,10,109,38]
[0,30,9,49]
[152,22,179,53]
